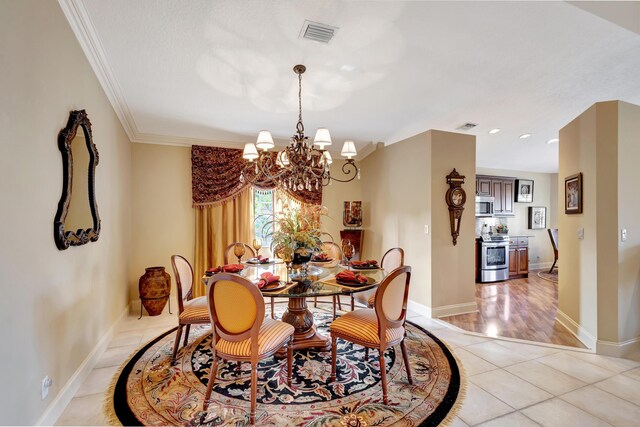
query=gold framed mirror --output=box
[54,110,100,250]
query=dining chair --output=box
[203,273,295,426]
[223,242,257,264]
[170,255,210,363]
[548,228,559,273]
[330,266,413,405]
[312,241,344,318]
[351,247,404,310]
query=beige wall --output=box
[616,102,640,343]
[130,144,194,301]
[0,1,132,423]
[476,167,556,268]
[319,162,362,243]
[360,130,476,312]
[429,131,476,312]
[559,100,640,352]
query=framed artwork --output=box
[528,207,547,229]
[515,179,534,203]
[343,201,362,227]
[445,168,466,246]
[565,173,583,214]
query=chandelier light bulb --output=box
[242,143,259,161]
[256,130,274,150]
[341,141,357,159]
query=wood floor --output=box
[440,271,586,348]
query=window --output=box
[253,189,274,249]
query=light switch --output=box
[577,228,584,239]
[424,225,429,235]
[621,229,627,242]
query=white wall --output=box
[0,1,132,423]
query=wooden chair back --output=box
[548,228,559,255]
[374,266,412,344]
[223,242,256,264]
[321,241,343,267]
[206,273,265,356]
[381,247,404,272]
[171,254,194,313]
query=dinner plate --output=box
[350,265,379,270]
[335,276,376,286]
[310,258,333,263]
[259,281,288,292]
[245,258,276,265]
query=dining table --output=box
[203,260,388,355]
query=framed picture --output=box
[565,173,583,214]
[515,179,534,203]
[528,206,547,229]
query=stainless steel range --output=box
[479,235,510,282]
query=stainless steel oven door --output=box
[481,242,509,270]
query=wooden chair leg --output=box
[332,296,337,320]
[203,355,218,411]
[336,295,342,311]
[314,296,318,308]
[365,347,369,360]
[351,295,355,311]
[270,297,275,319]
[379,347,389,405]
[549,258,557,273]
[400,340,413,385]
[182,324,191,347]
[287,339,293,387]
[330,335,337,381]
[171,325,183,363]
[250,363,257,426]
[236,361,241,373]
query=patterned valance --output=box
[192,145,322,207]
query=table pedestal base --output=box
[277,296,330,357]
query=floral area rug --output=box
[106,306,464,426]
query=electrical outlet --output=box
[621,228,627,242]
[41,376,52,400]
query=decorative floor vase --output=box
[139,267,171,316]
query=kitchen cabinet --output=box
[476,175,515,216]
[508,236,529,278]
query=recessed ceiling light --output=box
[488,128,501,134]
[546,138,559,144]
[519,133,531,139]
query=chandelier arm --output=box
[324,160,359,183]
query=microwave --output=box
[475,196,495,217]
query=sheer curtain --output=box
[193,188,254,297]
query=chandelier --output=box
[241,64,359,192]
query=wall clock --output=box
[445,169,466,246]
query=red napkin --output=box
[207,263,244,274]
[256,272,280,289]
[336,270,368,284]
[257,255,270,263]
[312,252,330,261]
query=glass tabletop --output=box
[204,263,387,298]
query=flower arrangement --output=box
[496,223,509,234]
[264,204,328,262]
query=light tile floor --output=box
[56,301,640,426]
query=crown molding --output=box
[58,0,138,141]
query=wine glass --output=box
[342,239,354,269]
[252,238,262,256]
[233,243,246,264]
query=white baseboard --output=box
[432,301,478,318]
[596,337,640,358]
[407,299,432,318]
[36,304,129,426]
[530,261,553,270]
[556,310,595,350]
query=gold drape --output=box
[193,188,254,297]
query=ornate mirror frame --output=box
[54,110,101,250]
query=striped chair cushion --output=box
[330,309,404,345]
[179,305,210,323]
[215,318,294,357]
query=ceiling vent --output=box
[299,20,339,44]
[456,122,478,132]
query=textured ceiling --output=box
[63,0,640,172]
